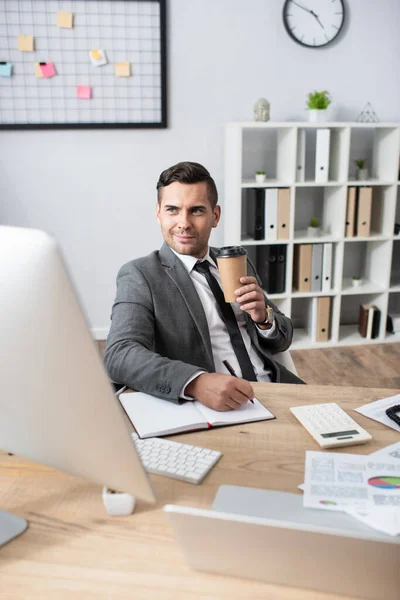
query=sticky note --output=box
[89,49,107,67]
[0,63,12,77]
[34,62,43,78]
[18,35,34,52]
[77,85,91,99]
[40,62,56,78]
[115,62,131,77]
[57,12,73,28]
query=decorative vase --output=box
[352,278,362,287]
[102,487,136,516]
[307,226,320,237]
[255,173,266,183]
[356,168,368,181]
[308,109,327,123]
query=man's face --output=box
[156,181,220,258]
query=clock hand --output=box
[290,1,313,14]
[311,12,325,29]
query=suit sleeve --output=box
[103,263,206,403]
[246,256,293,353]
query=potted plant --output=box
[306,90,331,122]
[255,170,266,183]
[352,275,363,287]
[307,217,320,237]
[355,159,368,181]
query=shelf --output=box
[241,179,292,188]
[293,231,339,243]
[344,234,389,242]
[241,238,289,246]
[346,179,394,186]
[338,324,379,345]
[291,328,333,350]
[225,121,400,348]
[341,278,386,295]
[291,289,337,298]
[295,181,345,187]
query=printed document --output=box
[303,450,400,513]
[354,394,400,433]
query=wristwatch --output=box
[254,306,274,329]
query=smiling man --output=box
[104,162,303,412]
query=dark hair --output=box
[156,161,218,208]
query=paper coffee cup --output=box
[216,246,247,302]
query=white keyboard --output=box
[131,432,222,484]
[290,402,372,449]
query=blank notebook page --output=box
[194,397,274,424]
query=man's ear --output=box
[212,205,221,228]
[156,201,161,224]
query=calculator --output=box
[290,402,372,449]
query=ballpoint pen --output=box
[222,360,254,404]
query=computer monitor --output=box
[0,226,156,547]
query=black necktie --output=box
[194,261,257,381]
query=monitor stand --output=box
[0,510,28,547]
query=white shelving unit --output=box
[224,122,400,349]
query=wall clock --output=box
[283,0,345,48]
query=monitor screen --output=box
[0,226,155,506]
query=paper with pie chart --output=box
[303,450,400,514]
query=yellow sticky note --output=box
[57,12,73,29]
[91,49,101,61]
[18,35,34,52]
[115,62,131,77]
[34,63,43,78]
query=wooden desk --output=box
[1,384,399,599]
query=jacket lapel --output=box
[159,243,214,369]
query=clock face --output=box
[283,0,345,48]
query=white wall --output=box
[1,0,400,335]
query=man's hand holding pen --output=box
[185,371,255,412]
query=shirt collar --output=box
[170,247,217,273]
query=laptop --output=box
[164,485,400,600]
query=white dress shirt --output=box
[170,248,275,396]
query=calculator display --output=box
[321,430,359,438]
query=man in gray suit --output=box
[104,162,304,412]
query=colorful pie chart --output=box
[368,476,400,489]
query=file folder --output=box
[308,296,331,342]
[293,244,312,292]
[256,246,273,292]
[315,128,330,183]
[316,296,331,342]
[321,243,333,292]
[355,187,372,237]
[257,245,286,294]
[277,188,290,240]
[275,245,287,294]
[245,189,265,240]
[311,244,323,292]
[296,129,306,183]
[345,187,356,237]
[264,188,278,241]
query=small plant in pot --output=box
[352,275,363,287]
[307,217,320,237]
[255,170,266,183]
[306,90,331,122]
[355,159,368,181]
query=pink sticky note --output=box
[77,85,92,99]
[40,62,56,78]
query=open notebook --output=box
[119,392,275,438]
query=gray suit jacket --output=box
[104,243,304,402]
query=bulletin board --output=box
[0,0,167,129]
